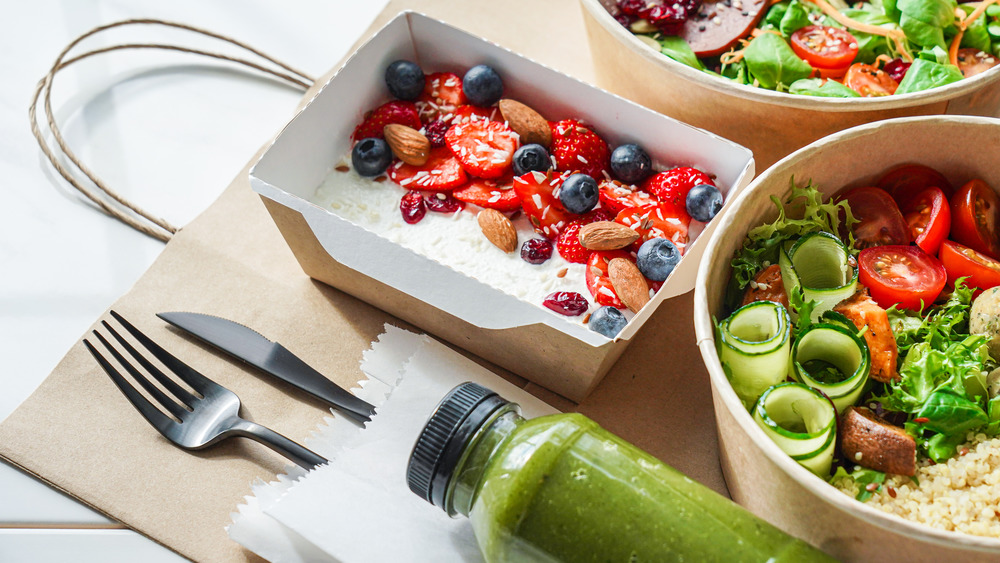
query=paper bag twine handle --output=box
[29,19,317,242]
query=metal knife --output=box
[157,311,375,423]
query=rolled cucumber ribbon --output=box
[753,382,837,477]
[719,301,792,408]
[790,322,870,414]
[779,232,857,322]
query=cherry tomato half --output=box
[836,186,910,249]
[791,26,859,74]
[897,186,951,255]
[950,179,1000,260]
[956,48,1000,79]
[877,163,954,201]
[843,63,898,97]
[859,245,946,311]
[939,239,1000,292]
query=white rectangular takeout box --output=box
[250,11,754,401]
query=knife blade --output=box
[157,311,375,423]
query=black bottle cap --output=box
[406,382,510,510]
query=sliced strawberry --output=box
[556,222,591,264]
[615,204,690,254]
[448,104,501,125]
[389,147,468,191]
[512,170,574,238]
[445,120,519,179]
[416,72,466,122]
[599,179,659,216]
[549,119,610,180]
[452,172,521,211]
[643,167,714,225]
[352,100,421,141]
[586,250,634,308]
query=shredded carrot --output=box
[950,28,965,67]
[800,0,913,61]
[963,0,1000,29]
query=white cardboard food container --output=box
[694,115,1000,560]
[581,0,1000,171]
[250,11,754,401]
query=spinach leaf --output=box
[658,36,707,70]
[765,1,790,27]
[916,45,951,64]
[959,6,992,53]
[924,431,968,462]
[900,12,947,50]
[881,0,902,21]
[898,0,958,28]
[895,58,965,94]
[780,0,812,35]
[842,8,895,62]
[743,32,814,90]
[915,389,989,435]
[789,78,863,97]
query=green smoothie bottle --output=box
[406,382,835,563]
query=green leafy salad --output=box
[718,179,1000,499]
[616,0,1000,96]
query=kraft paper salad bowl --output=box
[692,115,1000,560]
[580,0,1000,171]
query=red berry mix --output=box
[543,292,590,316]
[349,62,720,318]
[521,238,554,264]
[400,191,426,224]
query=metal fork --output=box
[84,310,327,469]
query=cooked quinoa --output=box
[833,433,1000,537]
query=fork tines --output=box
[84,310,204,430]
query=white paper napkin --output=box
[228,325,558,562]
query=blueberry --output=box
[559,173,599,214]
[610,143,653,184]
[686,183,724,222]
[589,306,628,338]
[636,238,680,282]
[462,64,504,107]
[385,60,425,101]
[512,144,552,176]
[351,138,393,177]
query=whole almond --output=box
[383,124,430,166]
[478,209,518,253]
[578,221,640,250]
[498,99,552,148]
[608,258,650,313]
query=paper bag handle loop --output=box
[29,19,316,242]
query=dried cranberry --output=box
[521,238,554,264]
[641,2,688,34]
[422,120,449,148]
[680,0,701,17]
[400,191,426,224]
[424,192,465,213]
[618,0,647,16]
[615,12,636,27]
[543,291,590,316]
[884,59,911,83]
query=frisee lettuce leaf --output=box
[729,179,856,292]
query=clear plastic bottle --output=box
[407,382,834,563]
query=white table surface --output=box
[1,1,387,560]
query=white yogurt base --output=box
[312,163,612,322]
